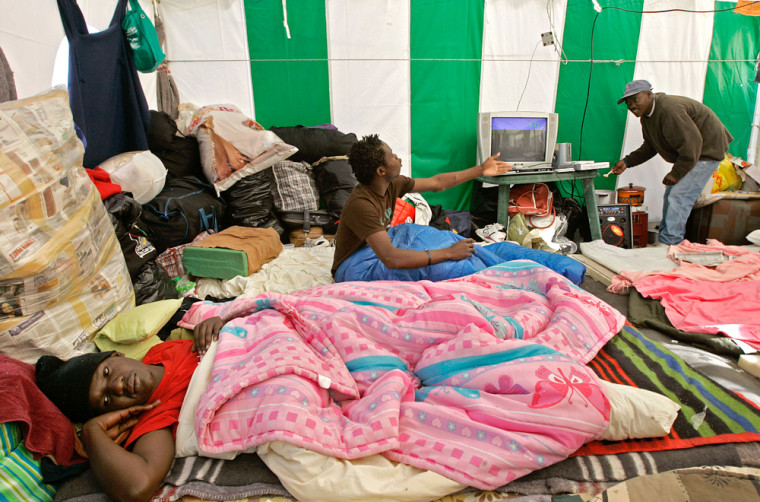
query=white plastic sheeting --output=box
[480,0,566,115]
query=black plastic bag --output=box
[269,126,357,164]
[428,205,452,231]
[133,261,178,306]
[223,168,275,228]
[312,157,358,222]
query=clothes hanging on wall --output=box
[0,45,17,103]
[56,0,150,169]
[153,2,180,119]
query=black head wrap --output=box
[35,351,114,423]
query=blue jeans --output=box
[659,159,719,245]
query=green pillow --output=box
[94,298,184,360]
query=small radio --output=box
[598,204,633,248]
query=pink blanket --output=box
[610,240,760,349]
[181,261,625,489]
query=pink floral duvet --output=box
[180,260,625,489]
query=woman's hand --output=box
[447,238,476,261]
[192,316,225,356]
[481,153,512,176]
[82,401,160,447]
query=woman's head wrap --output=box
[35,351,114,423]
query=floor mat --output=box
[576,324,760,456]
[552,466,760,502]
[498,442,760,497]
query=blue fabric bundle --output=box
[335,223,585,285]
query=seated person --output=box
[35,317,224,502]
[331,134,511,278]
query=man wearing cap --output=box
[610,80,733,245]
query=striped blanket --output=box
[180,261,625,489]
[576,324,760,456]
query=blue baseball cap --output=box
[617,80,653,104]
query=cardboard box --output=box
[686,198,760,245]
[743,164,760,184]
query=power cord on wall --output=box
[516,40,543,111]
[568,0,760,205]
[577,0,760,161]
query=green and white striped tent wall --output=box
[3,0,759,224]
[169,0,760,223]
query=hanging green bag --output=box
[122,0,165,73]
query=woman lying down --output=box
[36,262,681,502]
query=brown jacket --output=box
[624,93,733,181]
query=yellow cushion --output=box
[94,299,184,360]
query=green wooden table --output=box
[473,169,602,241]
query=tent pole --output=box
[750,91,760,165]
[750,55,760,165]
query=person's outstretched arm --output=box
[81,404,175,502]
[411,153,511,192]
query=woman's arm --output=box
[81,405,175,502]
[411,153,511,192]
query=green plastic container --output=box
[182,246,249,279]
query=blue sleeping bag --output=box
[335,223,585,285]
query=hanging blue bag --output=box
[122,0,165,73]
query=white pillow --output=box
[746,229,760,246]
[600,381,680,441]
[256,441,464,502]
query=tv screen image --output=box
[490,117,548,162]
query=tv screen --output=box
[490,117,548,163]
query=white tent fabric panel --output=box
[1,0,63,99]
[1,1,756,223]
[2,0,159,104]
[326,0,412,177]
[618,0,715,222]
[480,0,566,115]
[160,0,253,119]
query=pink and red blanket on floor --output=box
[610,240,760,350]
[180,260,625,489]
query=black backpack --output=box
[139,176,226,253]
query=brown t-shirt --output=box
[331,176,416,275]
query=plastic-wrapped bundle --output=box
[133,260,178,306]
[222,168,275,228]
[0,87,134,363]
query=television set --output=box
[477,111,559,171]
